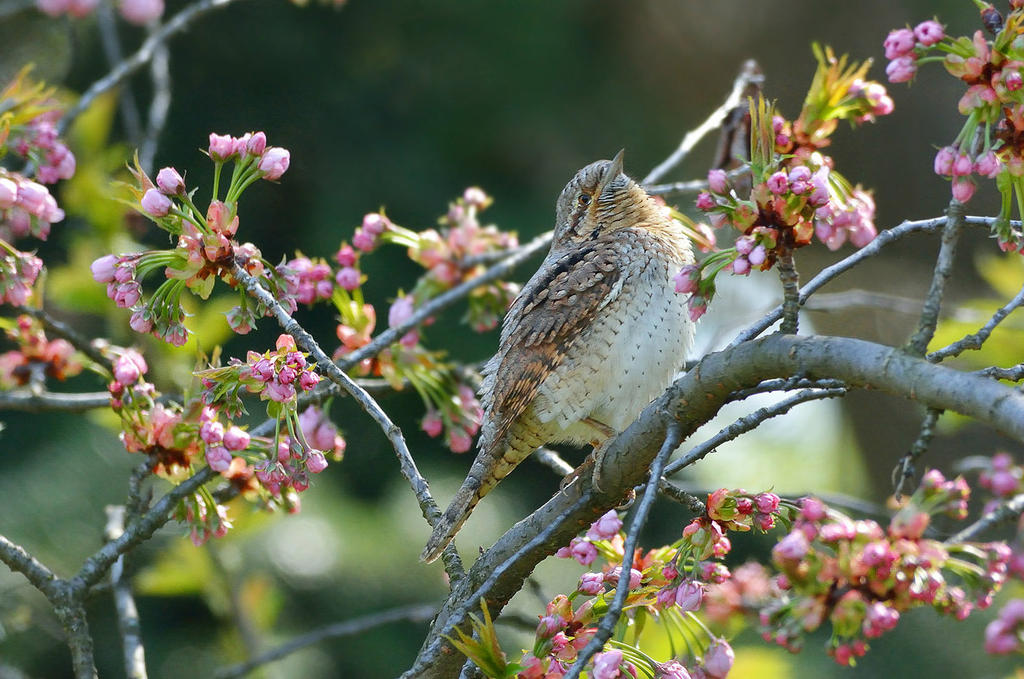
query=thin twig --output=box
[645,167,750,196]
[18,306,111,370]
[977,364,1024,381]
[76,467,216,590]
[340,232,551,370]
[138,20,172,174]
[0,390,111,412]
[564,425,683,679]
[727,377,846,402]
[532,446,574,476]
[215,604,437,679]
[231,264,466,581]
[96,1,143,142]
[728,215,1012,348]
[58,0,247,135]
[906,199,967,356]
[927,282,1024,362]
[0,533,57,591]
[945,493,1024,544]
[656,480,706,514]
[642,60,763,185]
[802,290,928,315]
[104,507,148,679]
[664,388,846,476]
[892,408,941,497]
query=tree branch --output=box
[0,390,111,412]
[928,281,1024,362]
[214,604,436,679]
[104,506,148,679]
[405,333,1024,678]
[0,533,58,593]
[906,199,967,355]
[945,493,1024,544]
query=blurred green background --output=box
[2,0,1024,677]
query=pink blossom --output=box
[362,213,390,236]
[141,188,172,217]
[703,639,734,678]
[952,177,976,203]
[335,266,360,290]
[17,181,49,217]
[592,650,624,679]
[675,580,704,612]
[246,132,267,156]
[335,244,357,267]
[695,192,715,211]
[914,20,944,46]
[586,509,622,541]
[0,178,17,209]
[265,380,296,402]
[223,426,250,451]
[555,537,597,566]
[129,308,153,333]
[113,349,147,384]
[687,296,708,322]
[657,660,692,679]
[707,169,728,194]
[206,445,231,472]
[421,411,443,438]
[388,295,415,329]
[747,245,767,266]
[673,265,699,294]
[755,492,780,514]
[259,147,290,180]
[200,420,224,445]
[884,28,916,60]
[208,133,235,161]
[118,0,163,24]
[306,451,328,473]
[886,56,917,83]
[463,186,488,208]
[773,530,809,562]
[974,151,1001,178]
[578,572,604,595]
[933,146,956,176]
[766,171,788,195]
[91,254,118,283]
[447,427,473,453]
[352,229,377,252]
[156,167,185,195]
[730,256,750,276]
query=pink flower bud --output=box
[91,254,118,283]
[306,451,328,473]
[129,308,153,333]
[113,349,147,384]
[0,178,17,209]
[695,191,715,211]
[884,28,916,60]
[208,133,235,161]
[772,530,809,562]
[463,186,488,208]
[17,181,49,217]
[223,426,250,451]
[975,151,1001,178]
[258,147,290,180]
[155,167,185,195]
[755,492,780,514]
[141,188,172,217]
[421,411,443,438]
[747,245,767,266]
[952,177,976,203]
[352,229,377,252]
[886,56,917,83]
[335,266,360,290]
[673,265,699,294]
[914,20,944,46]
[674,580,704,612]
[586,510,622,541]
[707,168,728,194]
[118,0,162,23]
[730,256,751,275]
[206,445,231,472]
[298,370,320,391]
[335,244,357,267]
[933,146,956,176]
[246,132,267,156]
[388,295,415,329]
[578,572,604,595]
[703,639,734,679]
[767,171,788,195]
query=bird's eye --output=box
[577,193,591,207]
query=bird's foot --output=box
[560,454,595,491]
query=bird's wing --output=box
[483,243,621,446]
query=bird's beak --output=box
[598,149,626,195]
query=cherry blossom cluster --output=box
[0,314,81,388]
[675,47,889,320]
[763,471,1006,666]
[91,132,293,345]
[0,242,42,306]
[884,7,1024,249]
[36,0,163,25]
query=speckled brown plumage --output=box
[421,151,695,563]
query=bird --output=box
[420,150,696,563]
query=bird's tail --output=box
[419,472,486,563]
